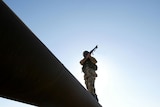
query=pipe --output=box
[0,1,102,107]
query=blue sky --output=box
[1,0,160,107]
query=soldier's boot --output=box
[91,93,98,102]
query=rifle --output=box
[89,45,98,54]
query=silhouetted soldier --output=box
[80,46,98,101]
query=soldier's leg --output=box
[84,67,91,90]
[87,69,99,101]
[84,77,89,89]
[87,76,95,94]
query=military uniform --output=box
[80,51,98,101]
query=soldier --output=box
[80,50,98,101]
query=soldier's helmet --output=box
[83,51,89,57]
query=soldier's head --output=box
[83,51,89,57]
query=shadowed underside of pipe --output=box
[0,1,102,107]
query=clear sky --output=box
[1,0,160,107]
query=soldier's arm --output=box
[80,53,91,65]
[89,56,97,64]
[80,58,86,65]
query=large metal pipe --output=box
[0,1,102,107]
